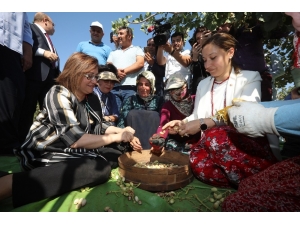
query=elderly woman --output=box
[6,52,141,208]
[117,71,164,149]
[94,64,120,126]
[163,33,278,188]
[149,72,200,154]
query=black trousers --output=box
[125,109,160,150]
[18,69,57,143]
[0,46,25,155]
[12,157,111,208]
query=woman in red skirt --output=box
[162,33,278,188]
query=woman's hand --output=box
[118,131,134,143]
[192,42,201,61]
[177,118,215,136]
[123,126,135,134]
[130,136,142,152]
[162,120,183,135]
[177,120,200,136]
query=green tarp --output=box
[0,156,235,212]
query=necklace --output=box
[211,76,229,116]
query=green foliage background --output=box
[112,12,296,90]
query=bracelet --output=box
[170,49,175,56]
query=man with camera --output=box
[156,32,192,92]
[144,38,165,96]
[76,21,112,65]
[107,26,144,112]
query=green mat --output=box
[0,156,235,212]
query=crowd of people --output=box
[0,12,300,211]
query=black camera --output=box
[152,18,171,46]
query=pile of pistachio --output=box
[133,160,179,169]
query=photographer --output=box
[190,26,211,94]
[156,32,192,93]
[144,38,165,97]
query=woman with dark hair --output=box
[163,33,278,188]
[0,52,140,208]
[190,26,211,94]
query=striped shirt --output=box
[14,85,109,171]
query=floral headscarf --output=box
[136,71,156,102]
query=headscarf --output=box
[166,74,193,117]
[136,71,156,102]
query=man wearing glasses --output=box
[144,38,165,97]
[76,21,112,65]
[107,26,144,112]
[19,12,60,143]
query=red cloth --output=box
[189,126,278,188]
[156,97,200,145]
[222,155,300,212]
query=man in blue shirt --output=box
[76,21,112,65]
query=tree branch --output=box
[129,12,182,24]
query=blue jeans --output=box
[111,85,136,112]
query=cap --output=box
[165,72,186,90]
[90,21,104,31]
[99,71,119,83]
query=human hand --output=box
[44,50,58,62]
[227,101,279,137]
[162,42,172,54]
[117,69,126,81]
[22,41,32,71]
[177,120,201,137]
[119,131,134,143]
[192,42,201,60]
[144,52,154,66]
[162,120,182,134]
[124,126,135,134]
[129,136,143,152]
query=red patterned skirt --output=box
[189,126,278,188]
[222,155,300,211]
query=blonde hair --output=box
[56,52,98,94]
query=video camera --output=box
[152,18,172,46]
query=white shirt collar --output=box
[34,23,47,34]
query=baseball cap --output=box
[99,71,119,83]
[165,72,186,90]
[90,21,104,31]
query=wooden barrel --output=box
[118,150,194,192]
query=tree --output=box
[112,12,296,89]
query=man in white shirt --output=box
[156,32,192,91]
[107,26,144,112]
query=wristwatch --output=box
[199,118,208,131]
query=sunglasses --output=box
[147,44,156,47]
[84,74,100,81]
